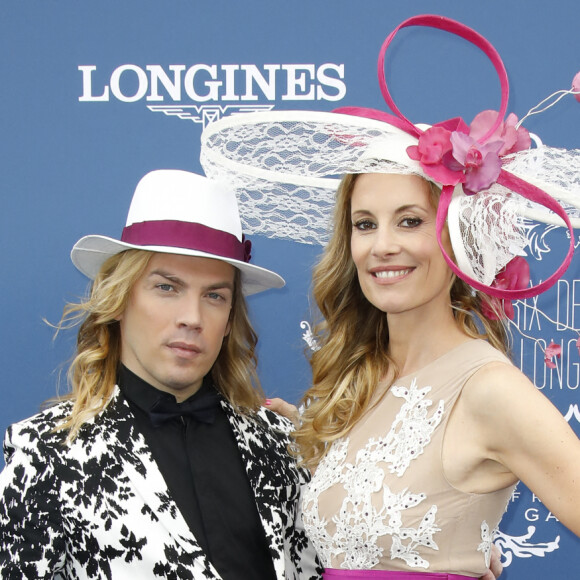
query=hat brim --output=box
[200,111,451,247]
[71,235,285,296]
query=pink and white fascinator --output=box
[200,15,580,313]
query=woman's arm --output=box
[461,362,580,536]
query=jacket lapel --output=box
[222,399,301,580]
[96,388,223,578]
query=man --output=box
[0,170,320,579]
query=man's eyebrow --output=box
[148,270,234,291]
[205,281,234,292]
[148,270,185,284]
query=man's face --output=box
[118,252,235,401]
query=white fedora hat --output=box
[71,169,285,295]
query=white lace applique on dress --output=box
[387,381,445,476]
[302,379,444,569]
[478,520,493,567]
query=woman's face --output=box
[350,173,454,317]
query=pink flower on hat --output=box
[544,341,562,369]
[242,235,252,263]
[481,256,530,320]
[407,125,464,186]
[469,111,531,156]
[573,72,580,103]
[447,132,503,195]
[407,110,530,195]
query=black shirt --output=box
[118,366,277,580]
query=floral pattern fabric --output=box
[0,388,321,579]
[303,381,443,570]
[302,340,517,576]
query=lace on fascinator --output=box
[200,15,580,314]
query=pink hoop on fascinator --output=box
[200,15,580,310]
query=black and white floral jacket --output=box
[0,387,321,579]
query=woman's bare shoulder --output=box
[460,359,537,418]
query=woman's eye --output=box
[353,219,375,231]
[400,217,423,228]
[156,283,175,292]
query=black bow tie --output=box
[148,389,220,428]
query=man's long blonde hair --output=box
[293,173,509,469]
[56,249,262,440]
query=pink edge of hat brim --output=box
[70,235,285,296]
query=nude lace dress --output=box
[302,340,517,576]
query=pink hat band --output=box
[121,219,251,263]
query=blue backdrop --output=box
[1,1,579,578]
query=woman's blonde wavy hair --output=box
[293,173,509,469]
[55,249,262,441]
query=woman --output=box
[200,14,580,579]
[290,170,580,577]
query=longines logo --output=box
[79,63,346,126]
